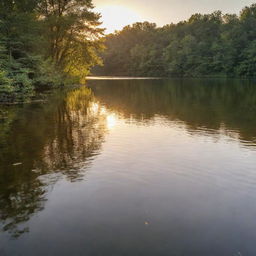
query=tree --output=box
[38,0,104,81]
[94,3,256,78]
[0,0,40,101]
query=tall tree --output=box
[38,0,104,81]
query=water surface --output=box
[1,79,256,255]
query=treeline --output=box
[94,3,256,77]
[0,0,104,102]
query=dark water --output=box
[1,79,256,256]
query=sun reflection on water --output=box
[107,114,117,129]
[88,101,118,130]
[90,102,99,113]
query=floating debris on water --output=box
[12,163,22,166]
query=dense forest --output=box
[94,3,256,77]
[2,2,256,102]
[0,0,104,102]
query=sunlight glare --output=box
[97,5,142,33]
[90,102,99,114]
[107,113,117,129]
[100,106,107,115]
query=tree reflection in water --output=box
[1,78,256,238]
[91,79,256,145]
[0,87,108,238]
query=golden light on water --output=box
[100,106,107,115]
[91,102,99,113]
[88,101,118,129]
[106,114,117,129]
[97,5,142,33]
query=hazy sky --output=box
[94,0,255,33]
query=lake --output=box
[0,78,256,256]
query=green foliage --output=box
[38,0,104,82]
[95,4,256,78]
[0,0,104,102]
[0,71,13,94]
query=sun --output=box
[97,5,142,34]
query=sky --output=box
[94,0,255,33]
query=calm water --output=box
[1,79,256,255]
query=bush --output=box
[0,71,14,102]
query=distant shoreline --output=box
[87,76,162,80]
[87,76,256,81]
